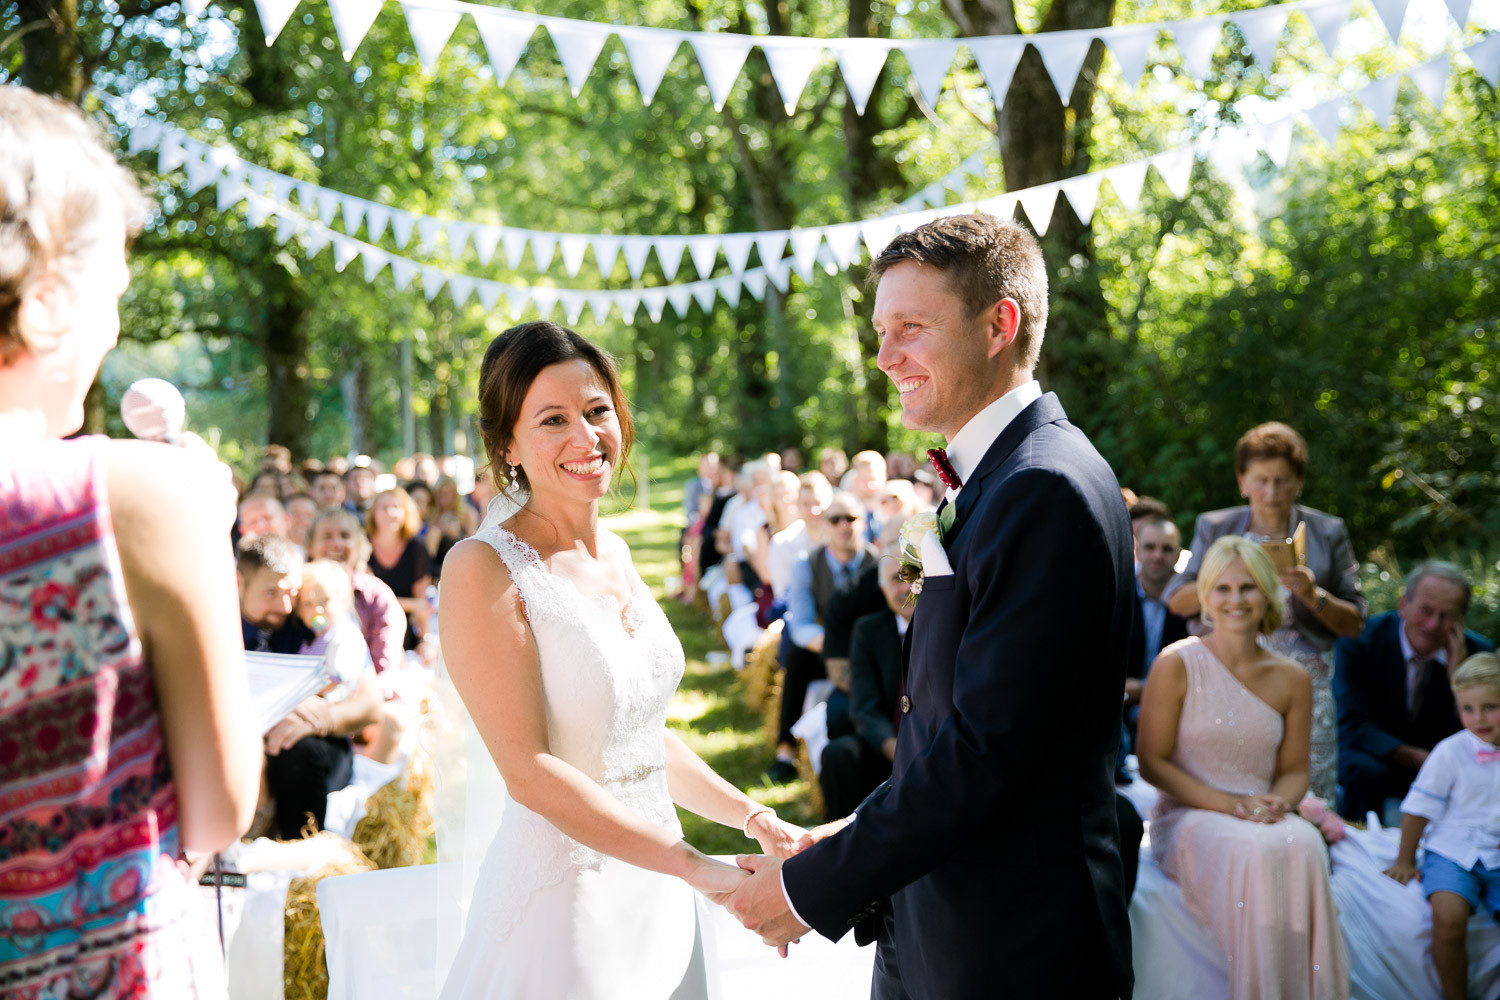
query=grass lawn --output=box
[603,455,821,855]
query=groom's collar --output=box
[944,380,1042,486]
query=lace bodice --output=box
[465,523,687,943]
[1160,637,1285,801]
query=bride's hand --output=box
[749,813,807,860]
[685,853,749,902]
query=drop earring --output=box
[509,461,519,484]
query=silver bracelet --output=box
[742,806,775,838]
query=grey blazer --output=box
[1163,503,1367,652]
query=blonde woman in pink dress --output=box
[1138,535,1350,1000]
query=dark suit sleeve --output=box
[848,614,896,752]
[785,469,1121,924]
[823,565,883,661]
[1333,627,1402,761]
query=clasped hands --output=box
[689,816,853,954]
[1229,792,1290,824]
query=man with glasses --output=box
[768,492,881,783]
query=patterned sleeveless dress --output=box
[0,437,225,998]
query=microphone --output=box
[120,378,186,445]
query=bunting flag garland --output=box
[236,0,1470,116]
[123,43,1486,323]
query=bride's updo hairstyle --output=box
[1196,535,1284,635]
[476,321,635,496]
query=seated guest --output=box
[307,508,407,676]
[238,535,307,652]
[1382,652,1500,1000]
[684,451,719,528]
[345,461,378,517]
[1139,536,1349,1000]
[310,468,347,510]
[366,486,434,649]
[841,450,887,544]
[284,492,317,546]
[258,560,381,839]
[238,493,290,542]
[1334,560,1494,821]
[1124,505,1190,740]
[817,446,848,486]
[1165,421,1366,801]
[767,473,831,606]
[769,492,878,783]
[779,447,803,474]
[818,552,909,820]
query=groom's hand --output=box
[727,855,810,953]
[793,814,852,853]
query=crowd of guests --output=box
[684,422,1497,1000]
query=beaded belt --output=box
[602,762,665,785]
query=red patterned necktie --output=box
[928,448,962,491]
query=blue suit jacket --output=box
[782,393,1136,999]
[1334,610,1494,762]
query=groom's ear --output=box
[982,297,1022,360]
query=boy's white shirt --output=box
[1400,728,1500,869]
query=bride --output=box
[437,321,806,999]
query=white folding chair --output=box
[318,862,455,1000]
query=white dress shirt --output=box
[940,380,1043,500]
[1400,728,1500,870]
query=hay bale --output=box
[762,675,783,749]
[796,741,824,820]
[351,748,434,871]
[282,834,376,1000]
[742,619,784,711]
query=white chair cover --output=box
[318,863,456,1000]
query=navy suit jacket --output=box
[1334,610,1494,762]
[782,393,1136,1000]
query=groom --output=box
[726,214,1136,999]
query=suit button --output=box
[900,695,911,714]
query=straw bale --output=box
[741,619,783,711]
[282,833,376,1000]
[351,748,435,870]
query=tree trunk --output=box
[262,263,313,459]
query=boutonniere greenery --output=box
[895,507,956,602]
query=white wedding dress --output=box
[438,523,696,999]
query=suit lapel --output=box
[947,393,1068,547]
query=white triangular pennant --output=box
[1058,174,1100,224]
[473,226,501,265]
[1301,0,1349,58]
[688,34,754,111]
[183,146,222,195]
[823,222,863,268]
[591,235,622,278]
[899,40,958,107]
[1356,75,1400,128]
[530,286,559,320]
[1033,31,1092,103]
[719,277,741,309]
[332,234,361,271]
[389,211,415,249]
[245,193,275,228]
[252,0,301,46]
[969,36,1025,108]
[587,292,612,324]
[559,290,585,324]
[127,117,164,154]
[829,39,889,115]
[765,259,791,293]
[501,230,529,270]
[754,231,788,270]
[615,290,640,324]
[1230,7,1289,70]
[1467,34,1500,88]
[654,237,687,281]
[1369,0,1409,44]
[362,247,390,282]
[860,218,898,259]
[1443,0,1471,29]
[157,130,187,172]
[530,233,557,272]
[789,230,821,281]
[1105,25,1155,87]
[546,21,610,97]
[687,236,720,280]
[1106,161,1149,211]
[313,188,340,227]
[341,196,366,237]
[216,180,247,212]
[400,1,462,73]
[1154,148,1194,199]
[1168,17,1223,81]
[326,0,384,59]
[273,208,301,245]
[641,288,667,323]
[690,282,718,313]
[559,234,590,277]
[420,265,446,301]
[665,285,694,318]
[1254,117,1294,167]
[507,287,531,320]
[291,178,313,209]
[446,221,473,257]
[1408,55,1449,111]
[721,234,755,275]
[390,258,419,293]
[617,27,681,106]
[243,164,273,197]
[472,12,535,86]
[762,39,824,115]
[1304,98,1344,146]
[364,203,391,242]
[301,227,330,260]
[622,237,653,280]
[182,0,208,16]
[477,281,503,312]
[976,193,1015,222]
[742,270,768,302]
[416,216,444,252]
[1016,186,1057,235]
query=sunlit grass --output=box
[604,454,819,854]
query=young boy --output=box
[1383,652,1500,1000]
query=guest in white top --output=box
[1384,651,1500,1000]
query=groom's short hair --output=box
[867,213,1049,372]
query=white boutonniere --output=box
[895,508,955,602]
